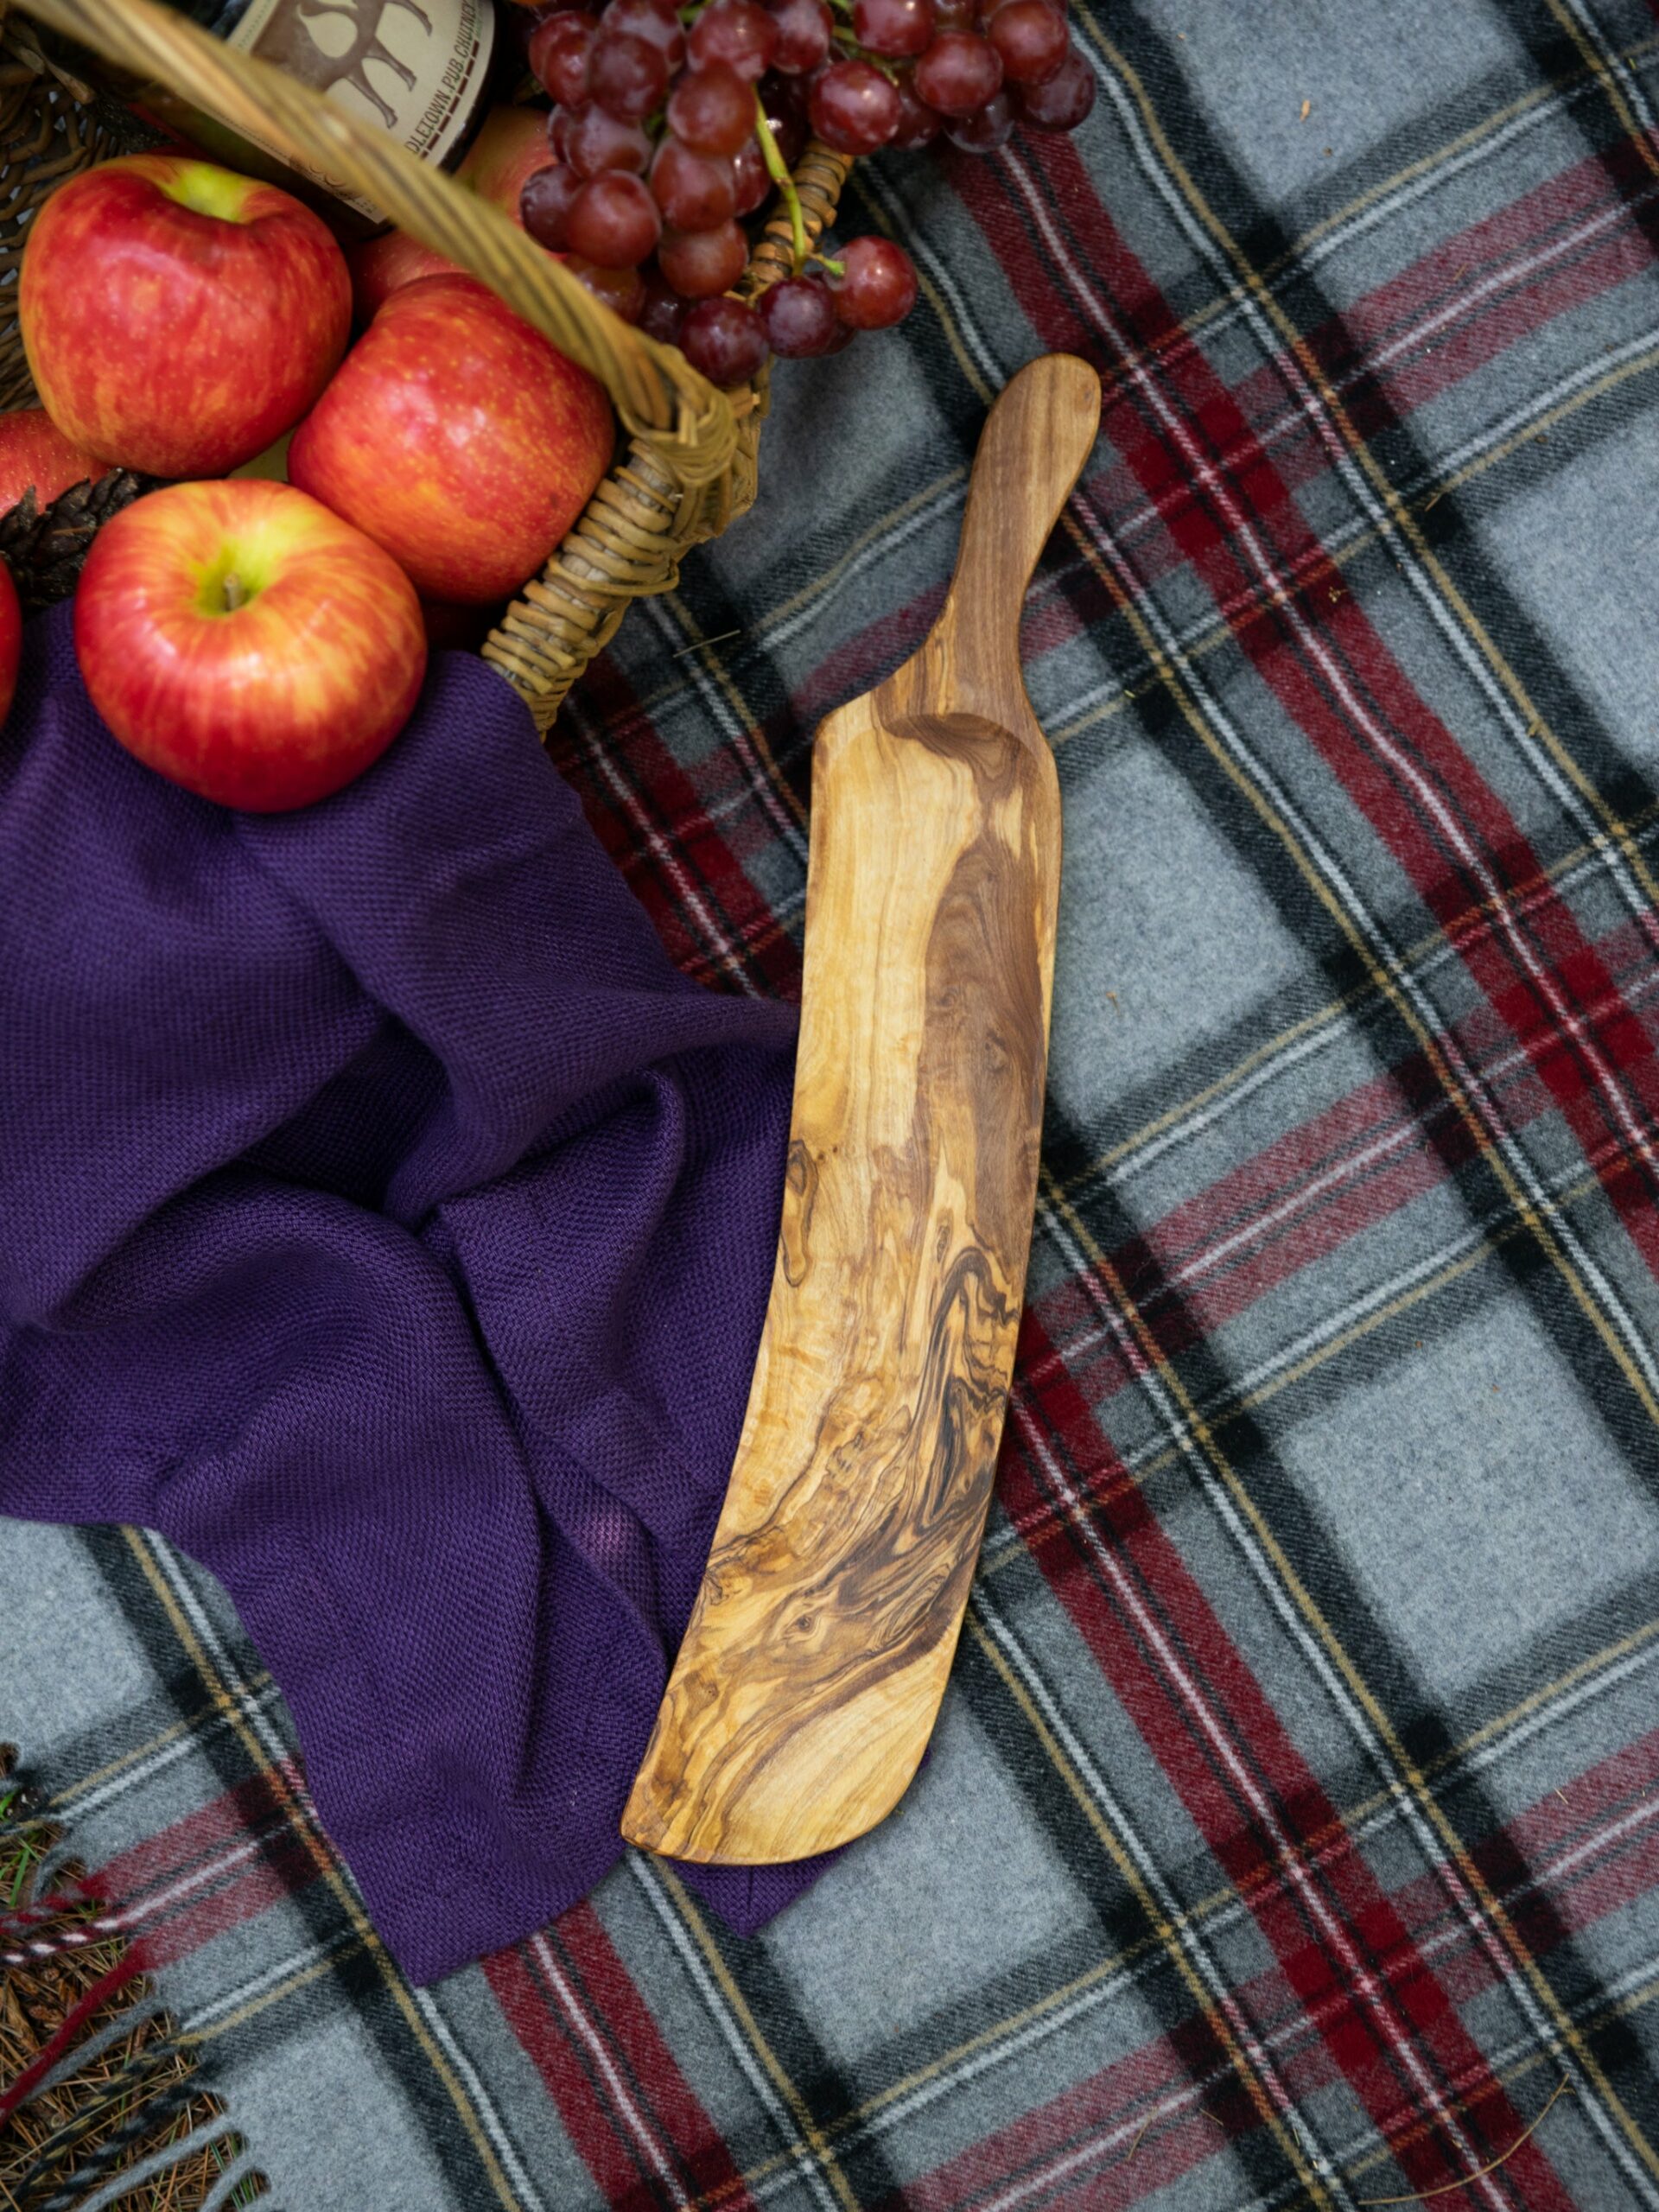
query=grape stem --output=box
[810,252,845,276]
[830,31,899,79]
[753,89,808,270]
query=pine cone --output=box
[0,472,156,611]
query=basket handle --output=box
[13,0,738,482]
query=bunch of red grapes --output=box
[518,0,1094,385]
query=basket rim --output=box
[0,0,851,727]
[12,0,741,475]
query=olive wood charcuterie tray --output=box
[622,353,1102,1865]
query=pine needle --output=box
[0,471,156,609]
[1355,2079,1573,2206]
[0,1751,270,2210]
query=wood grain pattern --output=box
[621,355,1102,1864]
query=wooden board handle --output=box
[928,353,1101,719]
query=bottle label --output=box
[221,0,495,219]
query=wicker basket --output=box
[0,0,850,729]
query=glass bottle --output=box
[72,0,502,230]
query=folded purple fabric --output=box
[0,605,829,1983]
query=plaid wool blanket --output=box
[7,0,1659,2202]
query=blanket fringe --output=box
[0,1745,271,2211]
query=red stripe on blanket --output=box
[1090,136,1659,597]
[897,1730,1657,2209]
[485,1903,756,2212]
[485,1939,645,2207]
[1027,908,1659,1430]
[1046,1057,1459,1407]
[715,111,1659,881]
[885,2028,1237,2212]
[104,1815,758,2209]
[563,656,807,1000]
[996,1306,1575,2206]
[87,1761,326,1969]
[981,130,1659,1305]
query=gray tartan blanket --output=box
[8,0,1659,2203]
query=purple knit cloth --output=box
[0,605,830,1984]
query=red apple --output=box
[0,410,111,516]
[74,479,426,812]
[348,105,556,323]
[289,272,613,606]
[0,557,20,730]
[462,103,560,213]
[20,155,352,480]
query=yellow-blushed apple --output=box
[289,272,613,606]
[74,480,426,813]
[20,156,351,480]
